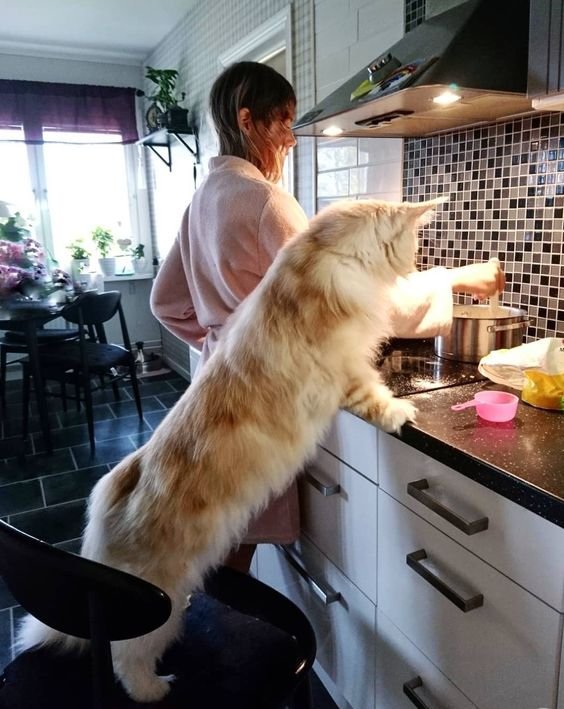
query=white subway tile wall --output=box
[314,0,404,211]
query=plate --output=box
[145,103,160,131]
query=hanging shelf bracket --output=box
[137,128,200,172]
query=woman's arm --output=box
[150,210,207,349]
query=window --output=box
[0,129,35,229]
[0,81,149,273]
[0,135,148,272]
[42,133,136,265]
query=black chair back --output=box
[0,520,171,641]
[63,291,125,346]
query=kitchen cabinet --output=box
[320,409,378,484]
[375,609,477,709]
[559,637,564,709]
[300,446,377,603]
[256,538,376,709]
[378,434,564,612]
[254,406,564,709]
[378,490,560,709]
[529,0,564,101]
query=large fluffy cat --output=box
[17,197,443,702]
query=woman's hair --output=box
[209,61,296,182]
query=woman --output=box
[150,61,504,572]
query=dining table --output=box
[0,297,76,454]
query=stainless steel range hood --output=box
[294,0,533,139]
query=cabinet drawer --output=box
[256,539,376,709]
[378,490,560,709]
[300,446,377,603]
[376,609,477,709]
[321,409,378,484]
[378,433,564,611]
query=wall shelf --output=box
[137,128,200,171]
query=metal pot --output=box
[434,304,530,363]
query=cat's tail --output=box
[14,452,144,659]
[14,613,88,655]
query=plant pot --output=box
[71,258,90,286]
[159,106,189,132]
[133,257,147,274]
[98,257,116,277]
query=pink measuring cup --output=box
[451,391,519,422]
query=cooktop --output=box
[376,338,486,397]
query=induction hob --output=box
[376,339,486,397]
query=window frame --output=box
[0,135,151,272]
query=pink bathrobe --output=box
[151,155,454,544]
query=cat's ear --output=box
[403,197,448,226]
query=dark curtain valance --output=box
[0,80,139,143]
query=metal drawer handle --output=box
[305,466,341,496]
[403,676,441,709]
[406,550,484,612]
[276,544,341,605]
[407,479,488,535]
[487,318,531,333]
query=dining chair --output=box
[22,291,143,452]
[0,325,79,408]
[0,520,316,709]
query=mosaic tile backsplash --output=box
[405,0,426,32]
[404,113,564,341]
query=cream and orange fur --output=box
[16,197,443,702]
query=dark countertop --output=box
[387,379,564,528]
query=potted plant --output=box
[67,238,91,284]
[129,243,147,274]
[145,66,189,132]
[91,226,115,277]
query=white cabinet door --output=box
[378,433,564,612]
[378,490,560,709]
[376,610,477,709]
[559,627,564,709]
[300,446,377,603]
[256,540,376,709]
[321,409,378,484]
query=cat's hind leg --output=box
[112,592,185,703]
[343,370,416,433]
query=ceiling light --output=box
[322,126,344,136]
[432,90,462,106]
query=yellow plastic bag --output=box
[521,338,564,410]
[479,338,564,411]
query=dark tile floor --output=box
[0,368,337,708]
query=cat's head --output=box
[309,197,447,280]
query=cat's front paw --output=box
[377,397,417,433]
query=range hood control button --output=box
[369,53,393,75]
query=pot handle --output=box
[451,399,477,412]
[487,318,532,333]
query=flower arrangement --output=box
[0,211,71,301]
